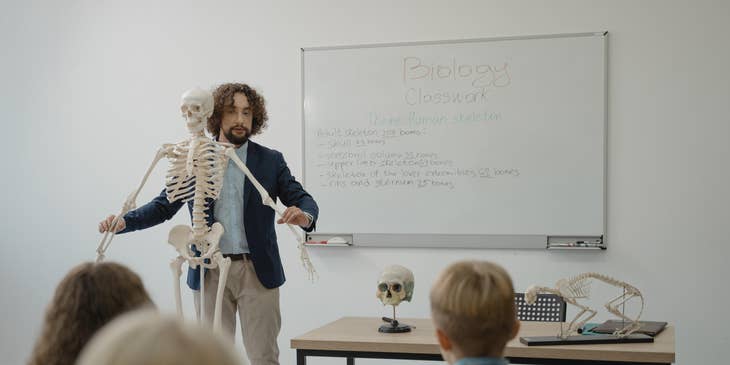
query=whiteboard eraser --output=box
[327,237,349,244]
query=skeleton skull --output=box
[180,87,214,134]
[524,285,539,305]
[376,265,414,306]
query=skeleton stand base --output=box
[519,333,654,346]
[378,322,413,333]
[378,306,412,333]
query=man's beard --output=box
[223,126,250,145]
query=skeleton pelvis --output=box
[167,222,224,262]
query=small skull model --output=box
[180,87,214,134]
[376,265,415,306]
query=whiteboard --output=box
[302,33,607,248]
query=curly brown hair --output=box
[207,82,269,139]
[27,262,153,365]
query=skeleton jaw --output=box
[185,118,206,135]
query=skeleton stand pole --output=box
[199,262,205,323]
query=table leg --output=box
[297,349,306,365]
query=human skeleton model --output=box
[96,88,317,332]
[525,272,644,339]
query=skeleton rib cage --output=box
[164,137,230,249]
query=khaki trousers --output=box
[203,258,281,365]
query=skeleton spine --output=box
[191,182,209,242]
[191,138,212,242]
[574,272,641,295]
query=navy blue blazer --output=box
[120,141,318,290]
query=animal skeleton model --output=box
[525,272,644,339]
[96,87,317,332]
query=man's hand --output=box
[98,214,126,233]
[277,206,311,228]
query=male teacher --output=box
[98,82,319,365]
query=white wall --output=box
[1,1,728,364]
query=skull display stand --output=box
[379,306,413,333]
[376,265,415,333]
[520,272,653,346]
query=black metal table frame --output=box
[296,349,671,365]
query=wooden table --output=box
[290,317,675,365]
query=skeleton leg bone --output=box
[615,320,642,337]
[211,252,232,333]
[170,256,186,317]
[570,306,597,337]
[604,292,643,337]
[169,222,225,325]
[604,291,632,318]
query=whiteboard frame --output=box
[300,32,608,249]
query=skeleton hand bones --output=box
[277,206,311,227]
[96,144,175,260]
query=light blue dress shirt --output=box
[454,357,509,365]
[214,141,250,254]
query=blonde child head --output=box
[430,260,519,362]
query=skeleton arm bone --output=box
[563,297,597,338]
[224,148,318,280]
[96,145,174,261]
[224,148,304,242]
